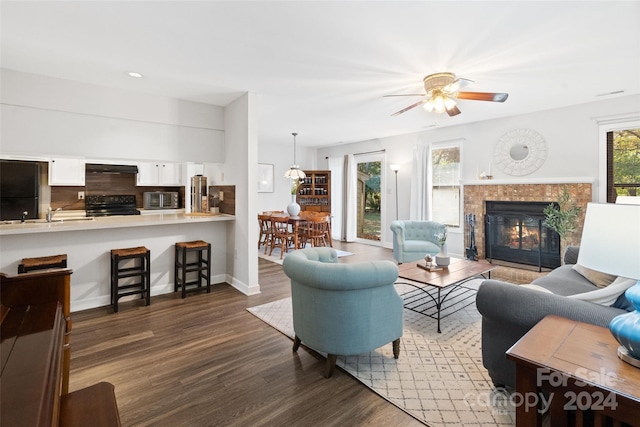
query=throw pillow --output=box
[572,264,617,288]
[567,276,637,306]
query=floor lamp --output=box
[390,164,400,220]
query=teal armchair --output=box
[390,220,445,264]
[282,247,403,377]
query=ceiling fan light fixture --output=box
[423,92,456,114]
[444,96,457,110]
[423,101,435,112]
[389,71,508,117]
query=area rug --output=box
[258,246,353,265]
[247,280,515,427]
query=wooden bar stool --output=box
[110,246,150,313]
[174,240,211,298]
[18,254,67,273]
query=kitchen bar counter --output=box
[0,212,237,311]
[0,213,234,235]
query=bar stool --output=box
[174,240,211,298]
[18,254,68,273]
[110,246,150,313]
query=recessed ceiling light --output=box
[128,72,143,78]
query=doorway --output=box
[355,154,384,244]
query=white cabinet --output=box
[137,162,182,186]
[48,157,85,186]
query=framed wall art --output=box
[258,163,274,193]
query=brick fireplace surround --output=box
[463,182,592,283]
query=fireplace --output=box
[484,201,561,270]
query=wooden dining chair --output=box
[258,214,274,253]
[298,215,330,248]
[269,216,296,259]
[314,212,333,247]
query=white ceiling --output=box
[2,1,639,148]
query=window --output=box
[607,128,640,203]
[431,145,461,227]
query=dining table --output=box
[266,212,309,250]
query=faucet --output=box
[21,211,28,223]
[46,207,62,222]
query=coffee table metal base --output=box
[397,276,486,333]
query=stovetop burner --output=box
[85,195,140,217]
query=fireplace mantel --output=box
[462,177,595,186]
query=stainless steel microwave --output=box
[143,192,179,209]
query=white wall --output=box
[0,69,225,163]
[224,92,260,295]
[313,95,640,258]
[257,141,317,213]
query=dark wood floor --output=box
[69,242,424,426]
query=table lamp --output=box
[577,203,640,367]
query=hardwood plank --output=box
[69,242,423,426]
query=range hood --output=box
[86,163,139,174]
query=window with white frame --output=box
[606,127,640,203]
[431,144,461,227]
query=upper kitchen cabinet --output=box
[48,157,85,186]
[137,162,182,186]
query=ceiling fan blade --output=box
[383,94,426,97]
[457,92,509,102]
[391,100,426,116]
[446,105,461,117]
[447,78,474,92]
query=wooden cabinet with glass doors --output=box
[297,170,331,212]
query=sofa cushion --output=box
[403,240,440,253]
[532,265,598,296]
[573,264,618,288]
[519,284,553,293]
[567,276,637,306]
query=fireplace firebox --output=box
[485,201,561,270]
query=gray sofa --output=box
[476,247,630,389]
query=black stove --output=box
[85,195,140,217]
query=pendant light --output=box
[284,132,306,179]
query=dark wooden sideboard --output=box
[1,269,121,426]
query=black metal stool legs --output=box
[110,247,151,313]
[174,241,211,299]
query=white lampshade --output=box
[390,164,400,172]
[577,203,640,279]
[284,166,306,179]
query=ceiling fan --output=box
[385,72,508,117]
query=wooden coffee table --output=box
[396,257,495,332]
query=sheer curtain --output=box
[409,143,432,220]
[343,154,357,241]
[328,156,343,241]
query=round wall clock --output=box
[494,128,547,176]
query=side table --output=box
[506,315,640,427]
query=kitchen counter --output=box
[0,212,235,235]
[0,212,236,311]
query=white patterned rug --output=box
[247,280,515,427]
[258,246,353,265]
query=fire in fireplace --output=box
[485,201,561,270]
